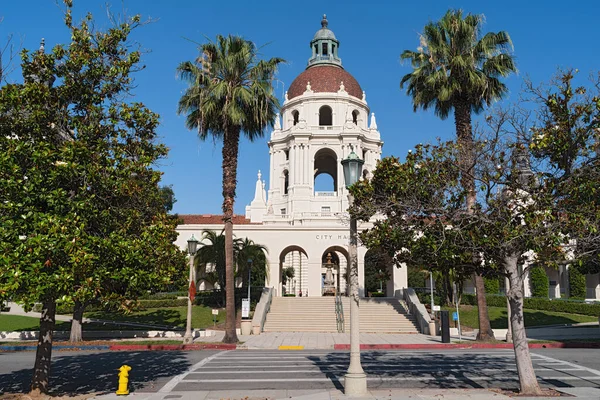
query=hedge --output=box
[461,293,600,317]
[529,267,549,298]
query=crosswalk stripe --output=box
[179,376,600,383]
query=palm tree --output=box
[236,238,269,297]
[177,35,284,343]
[400,9,516,341]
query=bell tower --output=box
[246,16,383,224]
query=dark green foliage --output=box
[484,277,500,295]
[461,294,600,316]
[569,265,587,299]
[364,249,392,295]
[407,266,427,288]
[529,267,549,298]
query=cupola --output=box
[308,15,342,67]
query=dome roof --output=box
[288,65,362,100]
[313,27,337,41]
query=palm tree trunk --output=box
[504,253,542,395]
[454,99,494,341]
[69,300,85,343]
[31,299,56,395]
[222,126,240,344]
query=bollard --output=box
[116,365,132,395]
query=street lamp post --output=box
[183,234,199,344]
[341,148,367,396]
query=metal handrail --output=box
[335,291,345,333]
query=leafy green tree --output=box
[159,185,177,213]
[0,3,183,394]
[529,267,549,298]
[177,36,284,343]
[400,9,516,341]
[483,277,500,295]
[364,249,392,295]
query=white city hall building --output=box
[176,16,407,298]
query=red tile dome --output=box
[288,65,362,100]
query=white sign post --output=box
[212,309,218,326]
[241,298,250,319]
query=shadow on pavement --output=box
[307,351,542,390]
[0,351,190,395]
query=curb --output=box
[109,343,236,351]
[333,342,600,350]
[0,343,236,352]
[0,345,110,352]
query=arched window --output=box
[283,170,289,195]
[292,110,299,126]
[319,105,332,126]
[352,110,359,125]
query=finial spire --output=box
[39,38,45,53]
[321,14,328,28]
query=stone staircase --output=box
[263,296,419,333]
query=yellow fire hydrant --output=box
[116,364,132,395]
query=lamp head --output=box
[341,149,364,188]
[187,234,199,255]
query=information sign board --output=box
[241,298,250,319]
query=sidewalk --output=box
[94,387,600,400]
[198,331,443,349]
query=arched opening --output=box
[364,248,393,297]
[322,247,349,296]
[292,110,299,126]
[279,246,309,297]
[313,148,337,194]
[362,169,369,180]
[319,105,332,126]
[352,110,359,125]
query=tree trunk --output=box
[504,253,542,395]
[30,299,56,395]
[69,300,85,343]
[222,126,240,344]
[454,100,493,341]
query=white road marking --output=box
[178,376,600,383]
[533,353,600,377]
[157,351,228,393]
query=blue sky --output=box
[1,0,599,215]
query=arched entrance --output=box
[279,245,309,296]
[364,248,393,297]
[321,246,349,296]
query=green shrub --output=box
[283,294,296,297]
[139,291,186,300]
[530,267,549,298]
[569,265,587,299]
[370,292,386,297]
[407,266,426,288]
[484,278,500,295]
[461,293,600,316]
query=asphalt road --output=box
[0,350,219,395]
[1,349,600,395]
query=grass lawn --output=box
[0,305,225,332]
[86,305,226,330]
[0,315,71,331]
[446,305,598,330]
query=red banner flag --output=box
[189,281,196,302]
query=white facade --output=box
[176,16,407,297]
